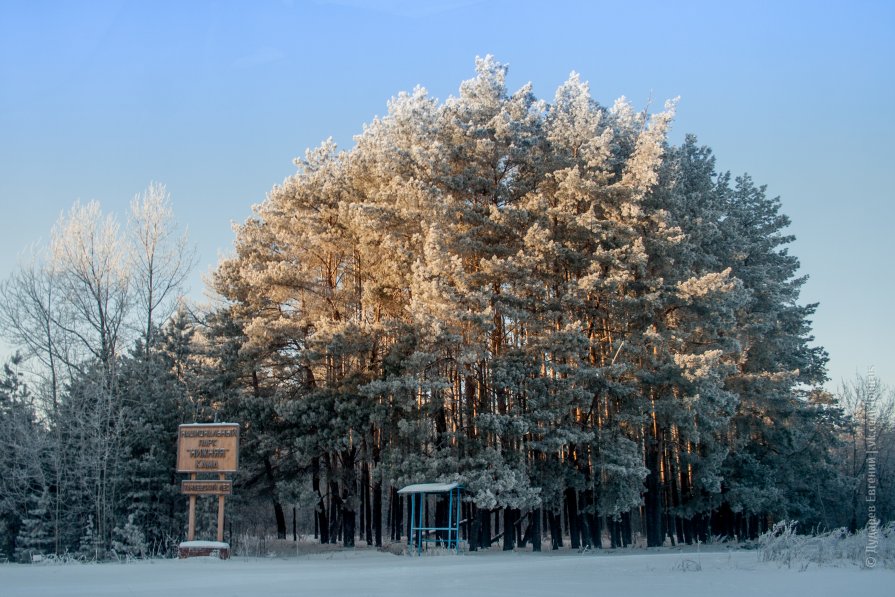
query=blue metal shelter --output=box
[398,482,463,555]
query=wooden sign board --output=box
[181,480,233,496]
[176,424,240,473]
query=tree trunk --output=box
[667,444,684,546]
[579,489,598,549]
[644,436,664,547]
[531,507,542,552]
[272,503,286,540]
[362,461,372,545]
[341,448,357,548]
[263,456,287,540]
[405,496,412,545]
[342,506,356,548]
[480,508,491,549]
[502,508,516,551]
[436,495,447,547]
[565,488,581,550]
[390,487,402,542]
[588,507,601,549]
[373,480,382,547]
[312,457,329,544]
[697,513,709,543]
[468,505,480,551]
[548,509,563,550]
[622,511,632,547]
[359,465,366,543]
[329,478,341,544]
[372,433,382,547]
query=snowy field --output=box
[1,547,890,597]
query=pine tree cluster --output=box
[209,57,868,548]
[0,58,891,558]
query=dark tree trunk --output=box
[610,518,621,548]
[622,511,632,547]
[747,514,757,540]
[373,480,382,547]
[342,484,355,548]
[667,449,684,546]
[480,508,491,548]
[697,513,709,543]
[548,509,563,549]
[388,487,397,542]
[531,507,542,552]
[502,508,516,551]
[342,506,356,548]
[579,489,598,549]
[589,509,601,549]
[372,435,382,547]
[435,496,447,546]
[711,506,726,539]
[319,500,330,544]
[341,449,357,548]
[565,488,581,549]
[644,436,664,547]
[292,506,297,541]
[312,458,329,544]
[359,472,365,543]
[329,478,341,544]
[272,502,287,540]
[264,456,287,540]
[406,496,412,545]
[468,505,480,551]
[362,461,373,545]
[519,512,530,548]
[392,490,403,542]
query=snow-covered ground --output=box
[1,547,889,597]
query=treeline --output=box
[0,185,200,560]
[213,57,891,549]
[1,58,892,560]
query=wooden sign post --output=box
[176,423,239,558]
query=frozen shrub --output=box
[112,514,148,560]
[759,520,894,568]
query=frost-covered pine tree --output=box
[111,513,148,560]
[0,356,49,560]
[716,173,831,535]
[14,489,53,562]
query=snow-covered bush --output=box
[759,520,894,568]
[13,489,54,563]
[111,514,149,560]
[77,516,104,561]
[232,532,263,557]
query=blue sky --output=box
[1,0,892,389]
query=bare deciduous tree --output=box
[50,201,130,372]
[129,183,197,352]
[0,253,66,408]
